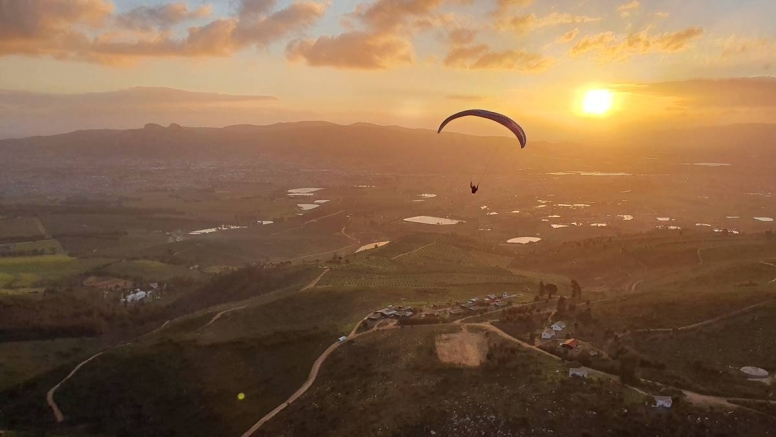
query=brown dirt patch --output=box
[435,330,489,367]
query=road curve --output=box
[300,268,330,291]
[199,305,248,331]
[241,316,396,436]
[47,343,129,423]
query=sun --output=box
[582,89,614,115]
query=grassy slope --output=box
[258,325,773,437]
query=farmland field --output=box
[594,287,775,330]
[101,259,205,282]
[0,238,64,257]
[0,255,112,289]
[317,270,530,289]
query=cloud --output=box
[287,0,448,70]
[571,27,703,62]
[617,0,639,18]
[447,28,477,46]
[0,0,112,41]
[613,77,776,108]
[350,0,443,32]
[446,94,487,101]
[115,3,211,30]
[556,28,579,43]
[233,1,326,47]
[0,0,328,64]
[443,43,552,72]
[497,13,601,35]
[493,0,533,15]
[287,31,413,69]
[718,36,776,58]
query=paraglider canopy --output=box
[437,109,526,148]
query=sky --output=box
[1,0,776,139]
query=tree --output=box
[557,295,567,312]
[570,279,582,299]
[545,283,558,298]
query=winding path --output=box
[391,240,438,261]
[46,343,128,423]
[198,305,248,330]
[633,300,774,334]
[241,316,397,437]
[300,268,330,291]
[760,260,776,283]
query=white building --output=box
[551,321,567,331]
[542,328,556,339]
[653,396,673,408]
[569,367,589,378]
[338,336,347,343]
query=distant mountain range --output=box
[1,121,775,175]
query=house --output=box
[494,301,509,307]
[502,292,509,298]
[450,308,465,316]
[338,336,347,343]
[561,339,580,350]
[551,321,567,331]
[367,313,382,321]
[149,283,159,290]
[569,367,589,378]
[653,396,673,408]
[488,294,497,300]
[377,308,397,317]
[542,328,556,339]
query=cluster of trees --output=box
[538,281,558,298]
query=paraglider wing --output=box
[437,109,526,148]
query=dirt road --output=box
[760,260,776,283]
[46,343,128,423]
[198,305,247,330]
[633,300,773,334]
[301,268,330,291]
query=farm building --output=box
[542,328,556,339]
[569,367,589,378]
[551,321,567,331]
[561,339,580,350]
[338,336,347,343]
[653,396,673,408]
[493,301,509,307]
[376,308,397,317]
[367,313,382,321]
[450,308,465,316]
[740,366,769,379]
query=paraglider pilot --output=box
[470,182,479,194]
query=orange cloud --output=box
[571,27,703,62]
[0,0,327,64]
[497,13,601,35]
[287,32,413,69]
[614,77,776,108]
[443,44,552,72]
[617,0,640,18]
[556,28,579,43]
[115,3,211,30]
[286,0,450,70]
[446,94,487,102]
[447,28,477,46]
[493,0,534,15]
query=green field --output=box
[0,255,111,289]
[0,239,63,257]
[101,259,205,282]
